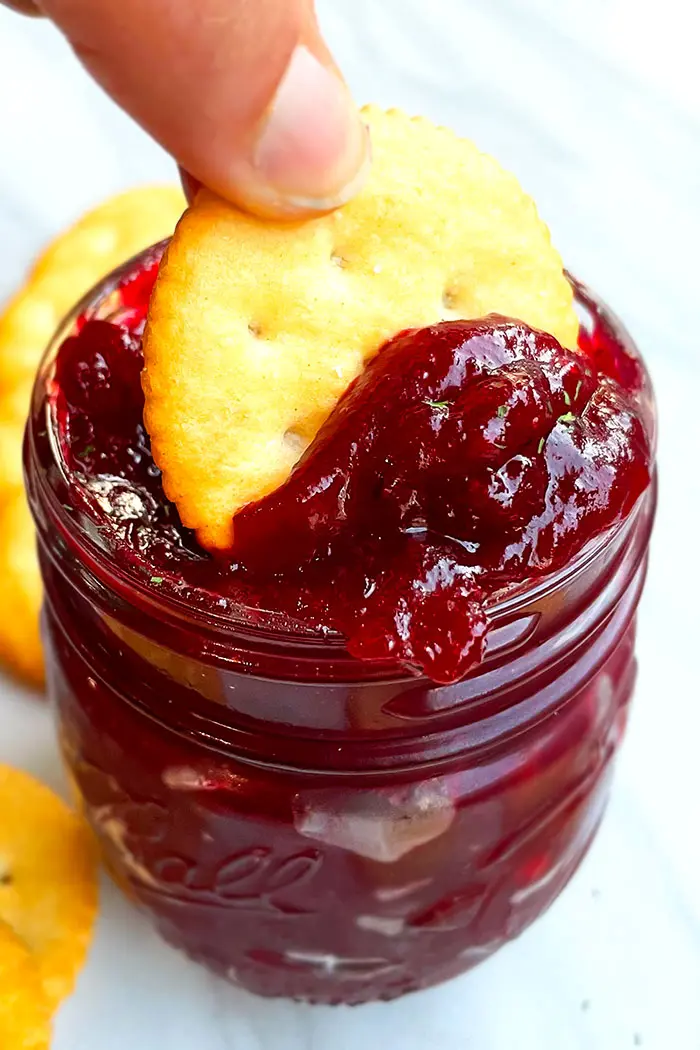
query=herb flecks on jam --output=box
[233,318,650,679]
[53,268,651,684]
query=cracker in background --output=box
[0,764,99,1011]
[0,495,44,686]
[0,184,185,686]
[0,185,186,392]
[0,921,51,1050]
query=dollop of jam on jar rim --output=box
[49,248,653,685]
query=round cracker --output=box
[0,185,186,389]
[0,184,185,686]
[0,494,44,686]
[0,765,99,1010]
[0,413,25,492]
[0,922,52,1050]
[143,106,579,550]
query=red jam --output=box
[51,265,650,685]
[234,317,649,680]
[26,249,656,1003]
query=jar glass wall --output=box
[25,251,656,1004]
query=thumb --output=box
[38,0,370,218]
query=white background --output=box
[1,1,699,1047]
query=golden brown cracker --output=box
[0,494,44,686]
[0,185,186,389]
[143,106,578,550]
[0,922,52,1050]
[0,764,99,1010]
[0,185,185,685]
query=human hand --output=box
[2,0,369,218]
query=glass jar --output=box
[25,252,656,1004]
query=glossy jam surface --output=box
[52,263,651,683]
[28,254,656,1003]
[235,318,650,680]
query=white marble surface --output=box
[1,1,699,1047]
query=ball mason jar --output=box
[25,250,656,1004]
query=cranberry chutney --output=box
[26,247,656,1003]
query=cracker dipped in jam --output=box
[48,108,651,683]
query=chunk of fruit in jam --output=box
[56,321,142,427]
[53,283,651,686]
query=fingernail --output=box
[248,46,370,218]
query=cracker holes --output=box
[331,252,348,269]
[442,287,458,311]
[283,428,307,456]
[0,868,12,886]
[248,322,263,338]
